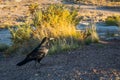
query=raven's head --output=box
[41,37,54,45]
[42,37,54,42]
[40,37,54,49]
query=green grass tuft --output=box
[105,16,120,26]
[0,43,9,52]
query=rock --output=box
[15,0,22,2]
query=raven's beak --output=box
[49,38,54,40]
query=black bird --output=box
[16,37,54,66]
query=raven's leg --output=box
[35,58,41,69]
[38,58,44,65]
[34,60,37,69]
[38,59,42,63]
[34,60,41,76]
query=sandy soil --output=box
[0,0,61,27]
[0,40,120,80]
[0,0,120,28]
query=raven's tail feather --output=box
[16,59,31,66]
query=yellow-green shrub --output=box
[31,4,82,53]
[77,24,99,45]
[105,16,120,26]
[29,3,39,15]
[32,4,81,38]
[8,4,99,55]
[9,23,32,44]
[85,24,99,44]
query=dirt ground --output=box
[0,0,120,28]
[0,40,120,80]
[0,0,61,28]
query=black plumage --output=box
[16,37,54,66]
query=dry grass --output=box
[32,4,80,39]
[7,4,99,55]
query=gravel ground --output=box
[0,40,120,80]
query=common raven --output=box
[16,37,54,66]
